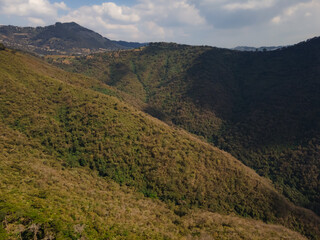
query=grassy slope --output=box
[0,123,179,239]
[55,40,320,215]
[0,123,308,240]
[0,49,319,239]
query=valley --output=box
[54,39,320,217]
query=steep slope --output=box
[1,48,320,238]
[0,123,179,239]
[0,22,145,55]
[2,123,308,240]
[58,39,320,215]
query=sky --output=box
[0,0,319,48]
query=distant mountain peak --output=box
[0,22,146,55]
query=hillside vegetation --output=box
[1,48,320,239]
[56,39,320,216]
[0,122,308,240]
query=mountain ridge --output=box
[0,22,146,55]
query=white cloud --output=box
[54,2,68,11]
[271,16,281,24]
[92,3,140,22]
[28,17,45,25]
[1,0,55,17]
[305,12,312,17]
[134,0,205,26]
[0,0,69,25]
[224,0,275,11]
[271,0,320,25]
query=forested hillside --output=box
[1,47,320,239]
[55,38,320,215]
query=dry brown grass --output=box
[182,211,307,240]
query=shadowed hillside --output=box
[1,48,320,238]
